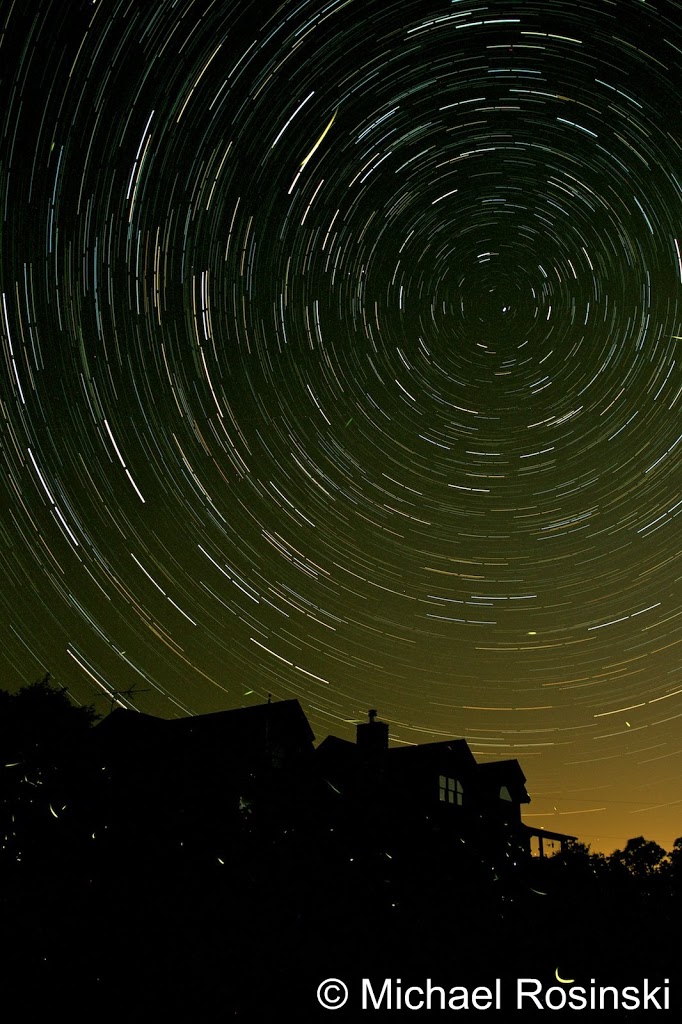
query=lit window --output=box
[499,785,512,802]
[439,775,463,805]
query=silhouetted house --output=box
[316,709,575,858]
[87,700,573,859]
[93,698,314,771]
[87,700,316,846]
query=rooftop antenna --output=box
[99,684,151,713]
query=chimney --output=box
[356,709,389,753]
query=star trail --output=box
[1,0,681,852]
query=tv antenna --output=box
[99,683,150,712]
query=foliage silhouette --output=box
[0,675,99,882]
[609,834,668,878]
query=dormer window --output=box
[439,775,463,805]
[499,785,512,802]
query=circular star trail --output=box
[1,0,681,850]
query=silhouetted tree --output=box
[609,835,668,879]
[660,835,682,896]
[0,675,98,873]
[558,838,606,868]
[0,677,102,1002]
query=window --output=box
[439,775,463,805]
[499,785,512,802]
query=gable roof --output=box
[91,699,315,764]
[164,699,315,746]
[475,758,530,803]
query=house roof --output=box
[92,702,532,809]
[522,824,577,843]
[387,738,476,764]
[91,699,315,761]
[476,759,527,782]
[163,699,315,745]
[476,758,530,803]
[316,734,356,756]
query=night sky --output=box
[1,0,681,854]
